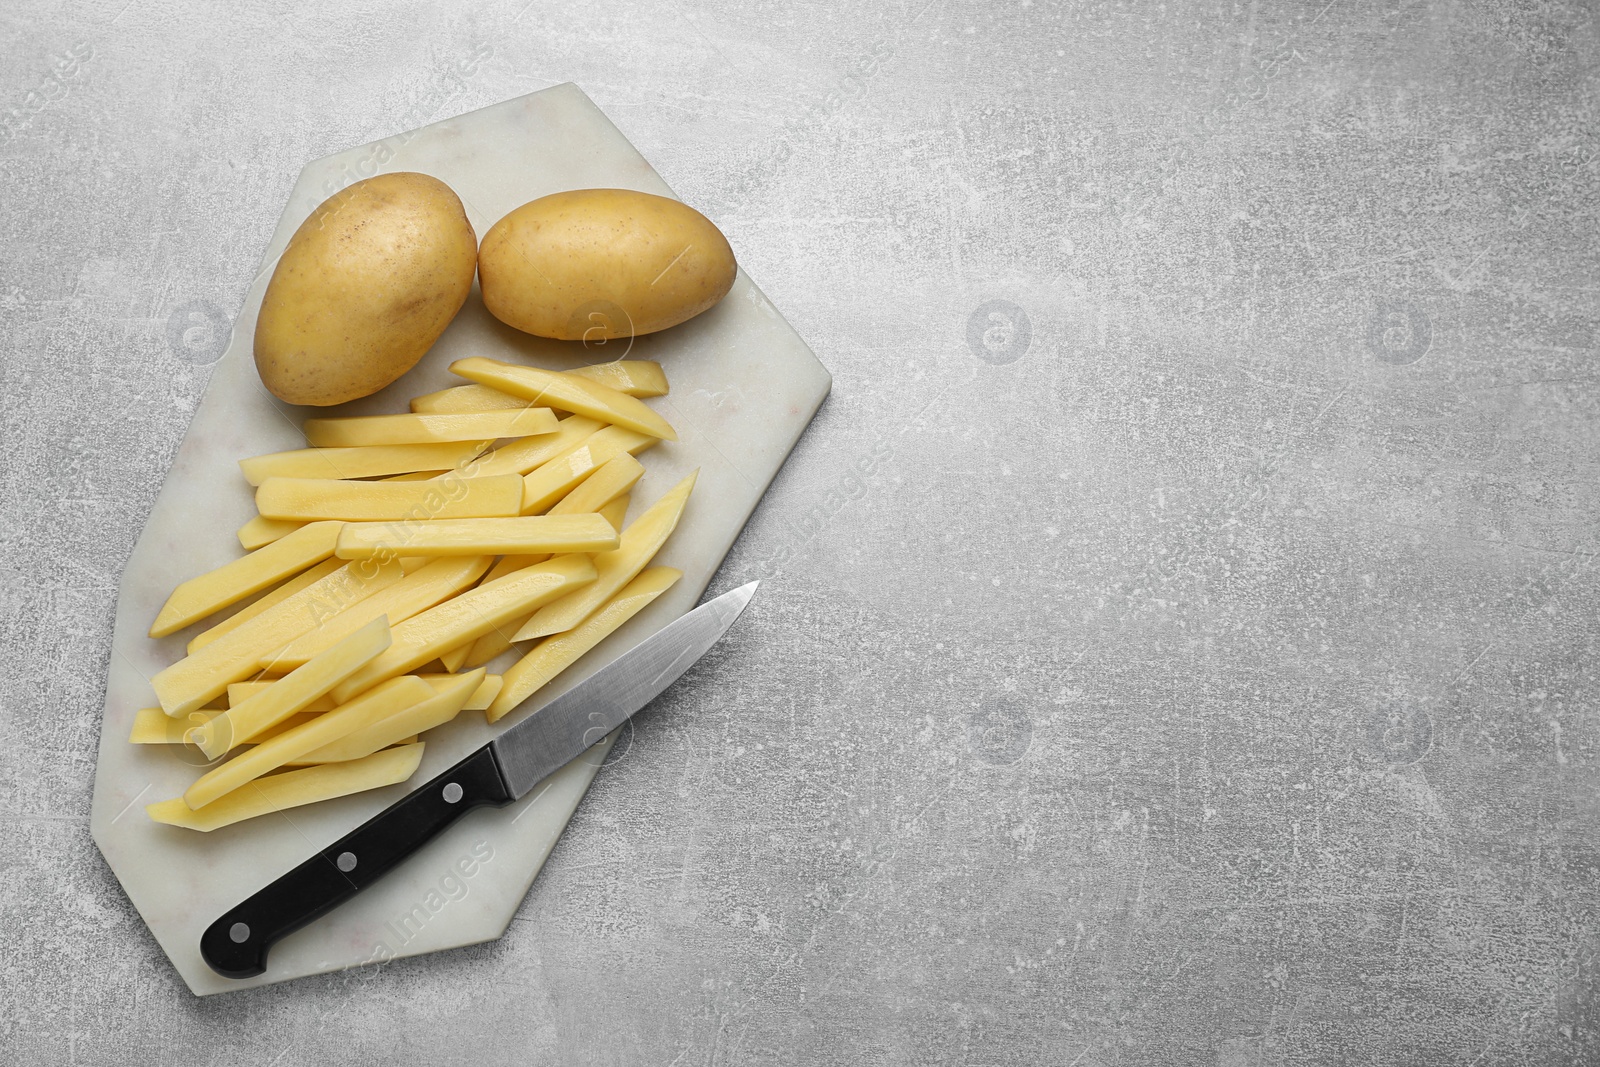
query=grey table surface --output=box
[3,0,1597,1063]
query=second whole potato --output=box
[477,188,737,341]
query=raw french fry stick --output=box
[459,616,528,671]
[128,707,321,746]
[298,670,482,764]
[465,414,601,478]
[262,555,491,670]
[410,362,668,412]
[479,553,549,587]
[520,426,658,514]
[183,676,432,809]
[450,357,676,441]
[237,515,304,550]
[255,473,524,522]
[515,471,696,641]
[335,515,619,559]
[566,360,669,398]
[282,736,421,764]
[437,643,472,673]
[190,616,392,759]
[475,674,503,709]
[414,672,504,711]
[149,522,342,638]
[409,383,531,414]
[331,554,597,703]
[380,470,447,481]
[596,495,629,532]
[147,744,425,831]
[240,713,324,744]
[302,407,557,448]
[489,567,682,722]
[129,707,221,744]
[187,558,343,653]
[239,441,485,485]
[227,681,334,713]
[151,559,402,717]
[551,453,645,514]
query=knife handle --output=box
[200,745,514,979]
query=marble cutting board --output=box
[88,83,831,996]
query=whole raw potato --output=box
[478,188,736,341]
[254,172,478,406]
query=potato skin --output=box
[478,189,736,341]
[254,172,477,406]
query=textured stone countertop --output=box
[2,2,1596,1064]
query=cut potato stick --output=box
[256,474,524,522]
[240,714,325,745]
[459,606,535,671]
[190,616,392,759]
[149,744,425,831]
[331,554,597,704]
[152,559,403,718]
[129,707,221,744]
[149,522,342,638]
[415,672,503,711]
[283,739,418,765]
[239,442,484,486]
[459,630,515,671]
[597,494,629,532]
[187,558,343,654]
[238,515,304,550]
[437,643,471,673]
[480,553,549,587]
[409,383,530,414]
[227,682,334,714]
[129,707,322,746]
[381,470,447,481]
[552,453,645,514]
[515,471,697,641]
[450,357,677,441]
[303,407,557,448]
[490,567,682,722]
[466,414,601,478]
[474,674,503,709]
[521,427,658,514]
[410,362,669,414]
[568,360,669,398]
[262,555,491,671]
[298,670,482,764]
[184,676,433,809]
[335,514,618,560]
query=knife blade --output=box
[200,580,759,979]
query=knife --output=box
[200,580,759,979]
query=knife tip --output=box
[717,580,760,615]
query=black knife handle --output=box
[200,745,515,979]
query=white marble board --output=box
[88,83,832,996]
